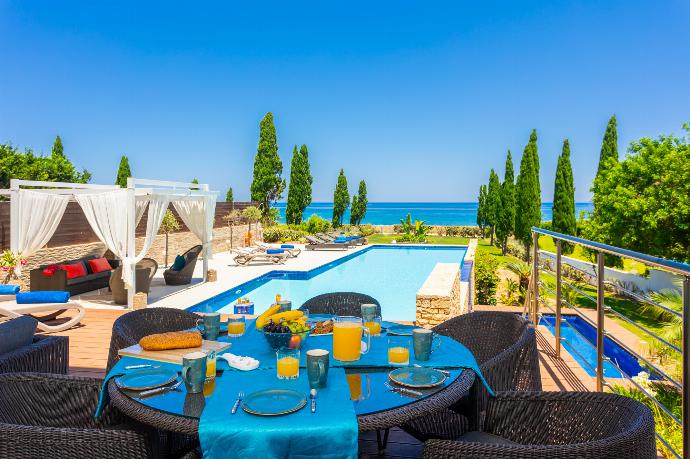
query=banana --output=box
[268,310,304,323]
[255,304,281,329]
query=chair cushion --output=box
[280,244,295,249]
[16,291,70,304]
[0,316,38,355]
[42,264,64,277]
[171,255,186,271]
[88,257,112,274]
[60,263,87,279]
[457,431,518,446]
[266,249,285,254]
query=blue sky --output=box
[1,1,688,202]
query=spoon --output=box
[310,388,317,413]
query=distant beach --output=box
[275,202,593,226]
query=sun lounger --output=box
[327,233,366,245]
[316,233,357,247]
[305,235,349,251]
[233,248,290,265]
[0,289,85,333]
[255,242,301,258]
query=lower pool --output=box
[188,245,467,321]
[540,314,657,379]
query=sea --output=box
[275,202,593,226]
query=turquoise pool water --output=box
[189,246,467,321]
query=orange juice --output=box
[227,321,245,336]
[206,356,217,378]
[203,378,216,397]
[364,321,381,336]
[333,321,363,361]
[277,356,299,379]
[346,373,362,400]
[388,346,410,364]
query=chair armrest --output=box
[0,335,69,374]
[30,268,67,291]
[108,259,121,269]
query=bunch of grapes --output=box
[263,319,290,334]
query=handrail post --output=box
[682,276,690,456]
[555,240,562,358]
[596,252,605,392]
[532,232,539,327]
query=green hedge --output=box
[263,226,307,243]
[475,250,499,305]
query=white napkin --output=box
[220,353,260,371]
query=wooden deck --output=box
[49,307,593,458]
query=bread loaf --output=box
[139,331,202,351]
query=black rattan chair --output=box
[422,391,657,459]
[0,334,68,375]
[164,245,202,286]
[106,308,200,372]
[0,372,153,458]
[403,311,541,440]
[299,292,381,317]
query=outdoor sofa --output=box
[30,255,120,295]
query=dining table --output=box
[105,319,480,458]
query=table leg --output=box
[376,429,390,455]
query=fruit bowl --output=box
[258,325,314,351]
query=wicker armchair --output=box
[106,308,200,372]
[0,373,153,458]
[299,292,381,316]
[422,391,657,459]
[0,334,69,375]
[109,258,159,305]
[164,245,202,286]
[403,312,540,440]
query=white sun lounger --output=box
[232,248,289,266]
[0,297,85,333]
[254,242,301,258]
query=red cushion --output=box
[60,263,86,279]
[88,257,112,274]
[42,264,63,277]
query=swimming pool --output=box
[188,245,467,321]
[540,314,657,379]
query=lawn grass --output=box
[538,235,647,274]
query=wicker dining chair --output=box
[299,292,381,316]
[0,372,154,459]
[106,307,200,372]
[163,245,203,286]
[0,334,69,375]
[402,311,541,440]
[422,391,657,459]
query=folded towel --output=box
[266,249,285,254]
[280,244,295,249]
[16,291,70,304]
[220,352,260,371]
[0,284,20,295]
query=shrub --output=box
[475,251,499,305]
[357,224,376,237]
[300,214,331,234]
[393,224,404,234]
[444,226,458,236]
[262,225,306,243]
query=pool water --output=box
[188,245,466,321]
[540,314,658,379]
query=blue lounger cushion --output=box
[0,284,20,295]
[16,291,70,304]
[334,237,348,243]
[266,249,285,254]
[280,244,295,249]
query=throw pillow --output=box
[42,264,64,277]
[171,255,186,271]
[88,257,112,273]
[0,316,37,355]
[60,263,87,279]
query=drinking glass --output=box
[363,316,382,336]
[306,349,329,388]
[227,316,246,337]
[388,336,411,365]
[205,350,217,381]
[346,372,371,401]
[333,316,371,362]
[360,303,378,323]
[276,348,300,380]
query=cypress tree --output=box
[332,169,350,227]
[299,144,313,217]
[596,115,618,177]
[115,155,131,187]
[250,112,286,222]
[355,180,368,224]
[51,135,64,158]
[515,130,542,259]
[495,150,515,254]
[350,195,359,225]
[226,187,233,202]
[552,139,577,253]
[476,184,488,238]
[486,169,502,245]
[285,146,303,225]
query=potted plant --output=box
[0,250,27,285]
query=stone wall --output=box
[415,263,462,327]
[15,224,262,290]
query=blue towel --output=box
[15,291,70,304]
[0,284,20,295]
[280,244,295,249]
[266,249,285,254]
[334,237,348,243]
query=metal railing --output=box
[530,227,690,458]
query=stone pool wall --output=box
[415,262,462,327]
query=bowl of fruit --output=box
[255,307,313,350]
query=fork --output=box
[385,381,423,397]
[231,391,244,414]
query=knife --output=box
[138,380,182,398]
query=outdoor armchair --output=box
[422,391,656,459]
[0,334,68,374]
[299,292,381,316]
[164,245,202,286]
[109,258,158,305]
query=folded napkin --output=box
[0,284,20,295]
[220,352,259,371]
[16,291,69,304]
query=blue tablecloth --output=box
[199,368,357,459]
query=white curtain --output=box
[13,190,70,274]
[76,191,170,289]
[135,198,149,226]
[173,196,216,258]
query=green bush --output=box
[357,224,376,237]
[475,251,499,305]
[300,214,332,234]
[262,225,306,243]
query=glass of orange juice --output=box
[388,336,410,365]
[205,350,217,381]
[227,316,246,337]
[363,316,382,336]
[276,348,300,380]
[346,372,371,401]
[333,316,371,362]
